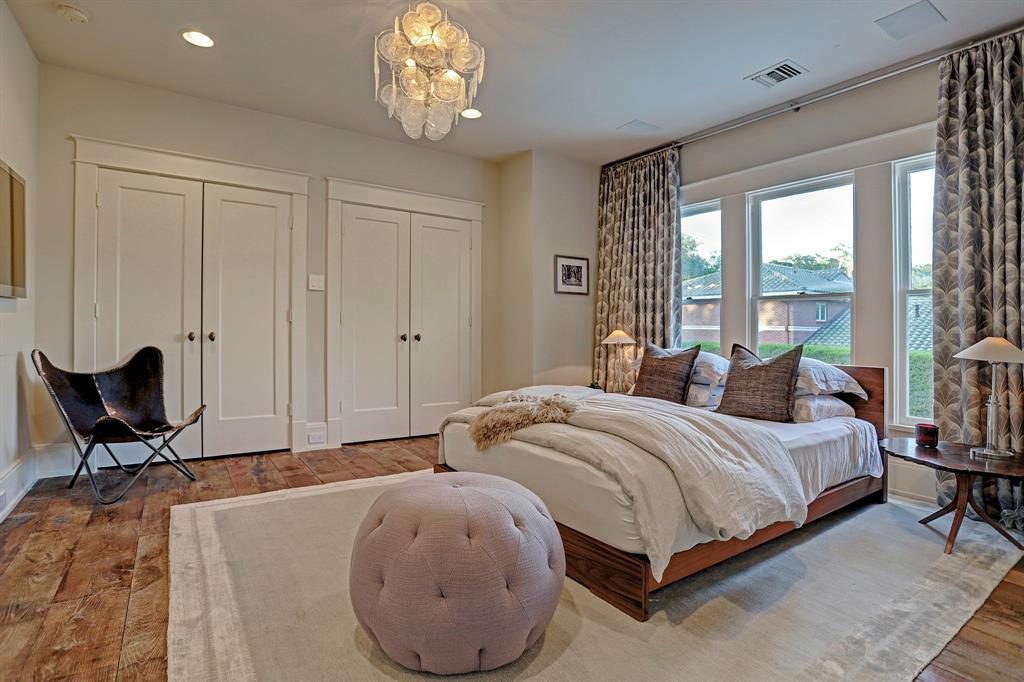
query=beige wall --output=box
[492,150,599,390]
[0,1,38,516]
[495,152,534,390]
[678,64,940,500]
[35,64,503,440]
[530,151,598,385]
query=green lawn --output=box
[681,341,849,364]
[908,350,933,419]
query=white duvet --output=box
[439,386,815,581]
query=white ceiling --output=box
[9,0,1024,164]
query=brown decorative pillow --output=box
[631,344,700,404]
[716,344,804,422]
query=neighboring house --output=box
[681,263,853,346]
[804,294,933,350]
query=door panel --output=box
[410,214,471,435]
[341,205,410,442]
[203,184,290,456]
[95,169,203,463]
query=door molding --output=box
[72,137,309,452]
[326,177,483,447]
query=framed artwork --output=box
[554,255,589,295]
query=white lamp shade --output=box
[953,336,1024,364]
[601,329,636,345]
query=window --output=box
[750,174,854,363]
[895,155,935,423]
[679,200,722,353]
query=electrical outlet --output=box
[307,431,327,446]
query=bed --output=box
[434,365,888,621]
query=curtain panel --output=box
[593,148,681,391]
[933,31,1024,530]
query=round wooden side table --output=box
[881,438,1024,554]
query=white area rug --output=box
[168,471,1022,681]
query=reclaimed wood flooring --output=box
[0,435,1020,681]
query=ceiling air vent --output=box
[745,60,807,88]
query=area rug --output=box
[168,471,1022,681]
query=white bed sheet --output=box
[442,416,882,555]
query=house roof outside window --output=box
[681,263,853,298]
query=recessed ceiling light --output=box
[461,109,482,119]
[181,30,214,48]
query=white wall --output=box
[678,65,940,501]
[492,150,599,390]
[0,1,39,520]
[531,151,598,385]
[34,64,504,447]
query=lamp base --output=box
[970,446,1017,460]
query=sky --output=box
[681,169,934,270]
[909,168,934,268]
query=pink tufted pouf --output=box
[349,472,566,675]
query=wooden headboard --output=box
[833,365,888,439]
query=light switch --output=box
[308,274,325,291]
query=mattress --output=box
[442,415,882,555]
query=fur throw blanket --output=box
[469,393,579,451]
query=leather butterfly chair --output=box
[32,347,205,504]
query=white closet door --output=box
[410,214,471,436]
[95,169,203,463]
[341,205,411,442]
[202,184,291,456]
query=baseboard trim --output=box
[327,417,342,448]
[0,456,36,523]
[888,458,937,503]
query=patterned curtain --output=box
[593,148,681,391]
[933,31,1024,531]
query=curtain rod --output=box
[604,20,1024,169]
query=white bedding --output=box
[440,388,882,579]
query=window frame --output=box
[747,172,856,358]
[679,199,723,347]
[893,153,936,427]
[815,302,828,322]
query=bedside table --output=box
[882,438,1024,554]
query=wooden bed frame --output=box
[434,365,888,622]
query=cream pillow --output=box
[686,383,725,409]
[795,358,867,399]
[792,394,856,423]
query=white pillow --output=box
[629,348,729,387]
[691,351,730,388]
[792,394,856,423]
[795,358,867,399]
[686,383,724,409]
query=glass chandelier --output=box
[374,2,485,141]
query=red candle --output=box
[915,423,939,448]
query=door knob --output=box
[414,333,422,341]
[187,331,196,342]
[208,331,217,342]
[400,333,408,341]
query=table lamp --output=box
[601,329,636,393]
[953,336,1024,459]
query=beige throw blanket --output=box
[440,386,808,580]
[469,393,579,450]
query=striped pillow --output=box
[716,344,803,422]
[632,344,700,404]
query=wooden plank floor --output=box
[0,435,1020,681]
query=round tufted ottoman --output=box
[349,472,565,675]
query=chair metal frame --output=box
[32,348,205,504]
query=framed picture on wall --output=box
[554,255,589,295]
